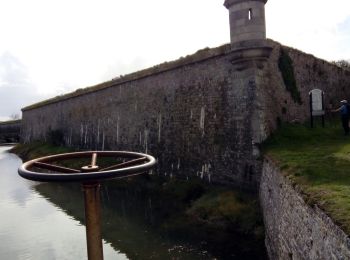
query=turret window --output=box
[248,8,253,20]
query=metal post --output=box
[310,92,314,128]
[82,181,104,260]
[322,91,325,128]
[322,115,325,128]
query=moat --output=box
[0,145,267,259]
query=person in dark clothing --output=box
[332,100,350,135]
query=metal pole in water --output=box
[82,182,103,260]
[82,152,103,260]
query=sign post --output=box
[309,89,325,128]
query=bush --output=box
[332,60,350,71]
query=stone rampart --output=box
[0,120,21,143]
[20,40,350,188]
[21,44,271,188]
[263,41,350,135]
[260,158,350,259]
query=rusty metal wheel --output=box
[18,151,156,182]
[18,150,156,260]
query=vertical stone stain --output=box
[96,120,100,148]
[84,124,88,146]
[144,129,149,153]
[80,123,84,145]
[157,113,162,143]
[102,132,105,151]
[200,106,205,136]
[69,128,73,146]
[116,115,120,144]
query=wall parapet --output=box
[260,157,350,260]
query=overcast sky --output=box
[1,0,350,120]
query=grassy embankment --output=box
[262,119,350,234]
[11,142,267,259]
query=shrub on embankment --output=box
[262,120,350,234]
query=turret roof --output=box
[224,0,267,8]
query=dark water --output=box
[0,146,267,259]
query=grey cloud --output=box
[0,52,46,119]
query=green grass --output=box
[263,120,350,234]
[11,142,75,161]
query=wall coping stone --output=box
[0,120,22,125]
[224,0,267,9]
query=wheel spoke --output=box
[99,157,147,172]
[91,153,97,167]
[33,162,81,173]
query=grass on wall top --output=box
[262,119,350,234]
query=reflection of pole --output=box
[82,182,103,260]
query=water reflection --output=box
[0,146,214,259]
[35,177,267,259]
[0,146,125,260]
[0,146,267,259]
[36,182,214,259]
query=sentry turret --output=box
[224,0,268,45]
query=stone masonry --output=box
[20,39,350,189]
[224,0,267,45]
[21,44,271,189]
[263,42,350,134]
[0,120,21,143]
[260,158,350,260]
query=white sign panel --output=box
[309,89,324,116]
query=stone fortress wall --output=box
[0,120,21,143]
[21,44,268,188]
[260,158,350,259]
[264,42,350,132]
[20,40,350,188]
